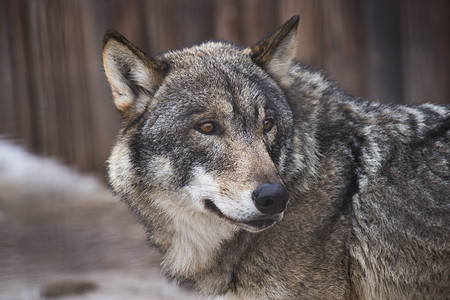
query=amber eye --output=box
[196,122,215,134]
[263,118,274,132]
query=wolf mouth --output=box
[203,199,279,231]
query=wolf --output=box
[102,16,449,299]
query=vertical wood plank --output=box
[238,0,279,46]
[363,0,403,103]
[0,1,17,140]
[279,0,324,66]
[321,0,368,98]
[400,0,450,103]
[213,0,242,43]
[183,0,215,46]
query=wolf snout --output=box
[252,183,289,215]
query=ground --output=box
[0,140,209,300]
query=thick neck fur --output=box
[125,190,252,295]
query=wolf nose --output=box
[252,183,289,215]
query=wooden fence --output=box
[1,0,449,176]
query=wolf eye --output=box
[196,122,215,134]
[263,118,274,132]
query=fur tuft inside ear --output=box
[249,15,299,88]
[102,30,169,117]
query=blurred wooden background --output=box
[1,0,449,176]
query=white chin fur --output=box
[156,166,283,276]
[186,167,263,222]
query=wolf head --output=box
[103,16,299,234]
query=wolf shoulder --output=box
[285,59,450,240]
[285,62,450,189]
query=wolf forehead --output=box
[155,42,290,111]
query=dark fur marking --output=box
[407,112,419,137]
[382,115,450,171]
[121,65,151,98]
[128,127,150,181]
[323,107,364,234]
[342,140,363,213]
[321,142,361,241]
[419,116,450,144]
[342,108,365,206]
[122,104,149,134]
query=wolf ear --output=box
[102,30,169,118]
[249,15,299,87]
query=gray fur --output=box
[102,16,449,299]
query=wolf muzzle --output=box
[252,182,289,215]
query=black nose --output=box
[252,182,289,215]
